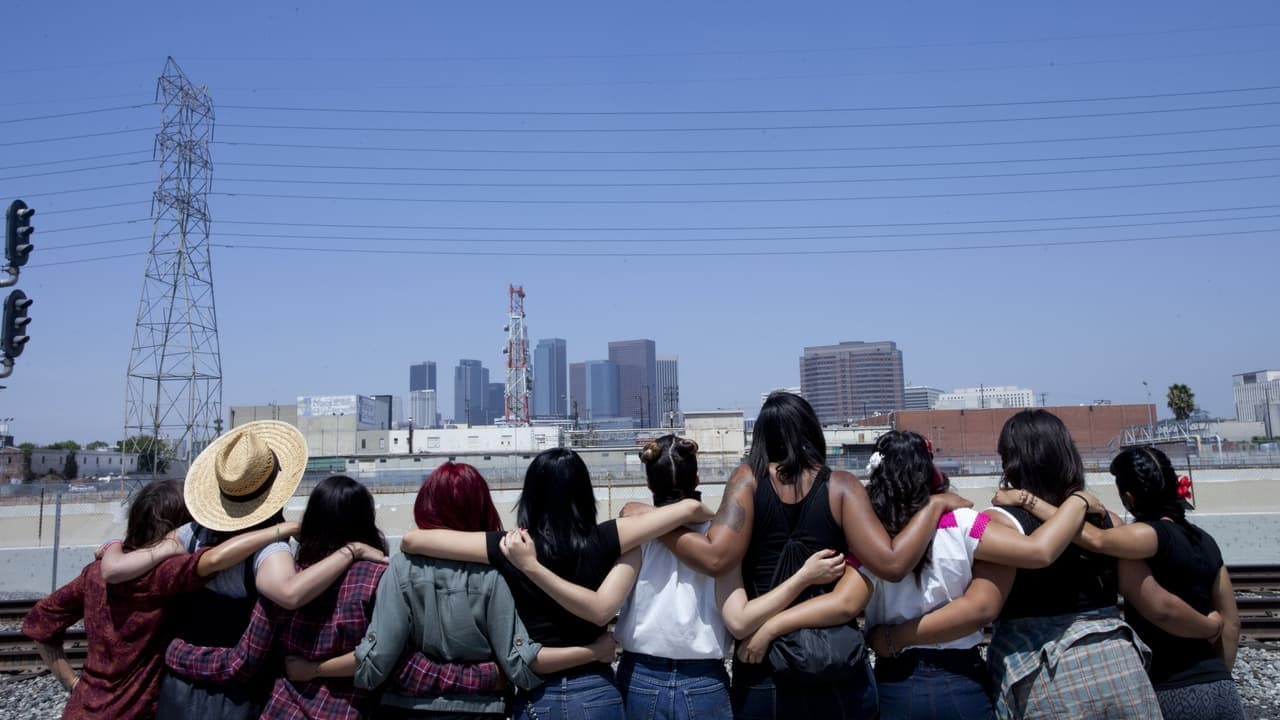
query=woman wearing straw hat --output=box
[102,421,386,720]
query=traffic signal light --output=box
[5,200,34,269]
[2,290,32,358]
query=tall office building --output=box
[609,339,657,427]
[408,389,437,430]
[453,360,488,426]
[533,338,568,418]
[584,360,621,420]
[569,362,587,421]
[409,361,437,392]
[656,355,680,427]
[799,341,904,425]
[487,383,506,424]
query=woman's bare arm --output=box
[973,496,1088,569]
[837,473,971,581]
[1210,565,1240,669]
[735,567,873,664]
[716,550,845,639]
[659,465,756,577]
[400,529,491,563]
[500,530,641,626]
[256,541,386,610]
[1117,559,1222,640]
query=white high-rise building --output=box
[1233,370,1280,422]
[935,386,1035,410]
[903,385,943,410]
[409,389,438,430]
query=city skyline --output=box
[3,2,1279,443]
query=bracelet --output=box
[274,525,281,543]
[1025,494,1038,512]
[344,544,357,561]
[1069,493,1091,512]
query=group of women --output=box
[23,393,1243,720]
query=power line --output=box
[0,160,152,182]
[40,201,152,216]
[212,122,1280,155]
[0,103,152,125]
[41,218,151,235]
[211,212,1280,245]
[214,143,1280,175]
[0,128,151,148]
[0,150,151,171]
[215,203,1280,232]
[41,236,150,251]
[216,155,1280,189]
[211,172,1280,205]
[24,181,155,198]
[218,83,1280,117]
[29,251,148,268]
[210,226,1278,258]
[217,99,1280,134]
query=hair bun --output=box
[676,437,699,454]
[639,441,662,463]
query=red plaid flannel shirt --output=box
[166,560,499,719]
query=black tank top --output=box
[169,526,260,648]
[998,506,1119,619]
[742,466,847,602]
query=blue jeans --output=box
[515,666,624,720]
[875,647,993,720]
[731,659,878,720]
[616,652,732,720]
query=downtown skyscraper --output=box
[409,361,437,392]
[532,338,568,418]
[609,339,657,427]
[453,359,488,426]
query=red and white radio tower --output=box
[503,285,531,426]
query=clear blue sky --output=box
[3,0,1279,444]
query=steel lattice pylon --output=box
[504,285,531,425]
[123,57,222,479]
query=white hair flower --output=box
[866,452,883,474]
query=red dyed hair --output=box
[414,462,504,532]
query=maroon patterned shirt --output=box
[22,551,210,720]
[166,560,499,719]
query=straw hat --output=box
[184,420,308,532]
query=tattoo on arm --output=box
[714,497,747,532]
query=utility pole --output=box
[1038,392,1048,407]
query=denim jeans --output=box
[615,652,732,720]
[875,647,994,720]
[514,666,624,720]
[731,658,879,720]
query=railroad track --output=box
[1,565,1277,676]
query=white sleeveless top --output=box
[615,521,731,660]
[857,508,990,651]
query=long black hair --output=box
[998,409,1085,506]
[640,434,701,506]
[749,392,826,485]
[866,430,940,580]
[1110,447,1199,538]
[124,479,192,552]
[516,448,599,568]
[295,475,387,567]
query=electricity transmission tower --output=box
[503,285,531,426]
[123,57,223,480]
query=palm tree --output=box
[1167,383,1196,421]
